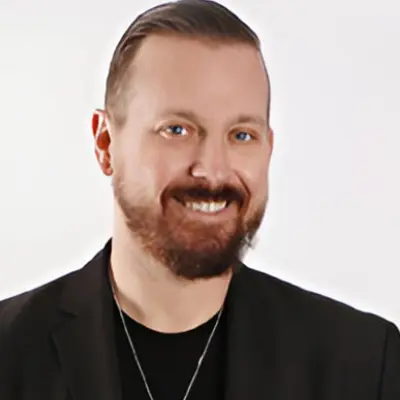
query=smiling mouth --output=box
[174,197,231,213]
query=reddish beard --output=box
[112,174,265,280]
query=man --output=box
[1,0,399,399]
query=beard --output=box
[112,172,266,280]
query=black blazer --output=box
[1,240,399,399]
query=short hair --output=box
[105,0,268,127]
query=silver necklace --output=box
[111,284,224,400]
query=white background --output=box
[0,0,399,326]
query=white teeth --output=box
[185,201,227,213]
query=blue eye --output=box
[234,131,252,142]
[167,124,187,136]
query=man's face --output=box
[95,35,273,279]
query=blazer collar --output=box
[224,264,281,399]
[51,239,122,400]
[51,239,280,400]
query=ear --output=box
[92,109,113,176]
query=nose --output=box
[189,136,232,187]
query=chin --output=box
[171,256,235,280]
[161,231,249,280]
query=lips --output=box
[182,200,228,213]
[165,184,245,217]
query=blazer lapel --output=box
[51,240,121,400]
[49,242,294,400]
[224,265,282,400]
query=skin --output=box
[91,34,273,333]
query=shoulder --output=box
[240,265,398,344]
[0,268,80,341]
[0,241,109,343]
[238,266,400,394]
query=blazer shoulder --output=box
[241,267,400,395]
[0,268,80,337]
[242,266,395,335]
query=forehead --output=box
[128,34,269,119]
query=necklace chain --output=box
[111,285,224,400]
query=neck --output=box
[110,219,232,334]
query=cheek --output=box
[153,158,191,193]
[130,142,191,195]
[113,142,153,194]
[240,159,270,202]
[250,172,269,202]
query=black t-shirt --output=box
[113,301,226,400]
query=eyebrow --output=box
[158,109,268,131]
[233,114,268,129]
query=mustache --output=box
[166,183,246,205]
